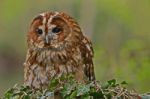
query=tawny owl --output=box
[24,12,95,89]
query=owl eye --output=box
[35,28,43,35]
[52,27,62,33]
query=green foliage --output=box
[4,74,144,99]
[4,84,54,99]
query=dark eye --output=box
[52,27,62,33]
[35,28,43,35]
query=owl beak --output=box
[45,36,49,44]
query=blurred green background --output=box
[0,0,150,96]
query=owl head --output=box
[27,12,83,51]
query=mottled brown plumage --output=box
[24,12,95,89]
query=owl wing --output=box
[80,36,95,81]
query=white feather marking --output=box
[86,53,88,57]
[40,13,45,16]
[86,44,91,51]
[38,16,46,35]
[48,15,53,24]
[47,12,60,30]
[47,12,59,24]
[42,17,46,25]
[54,11,59,16]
